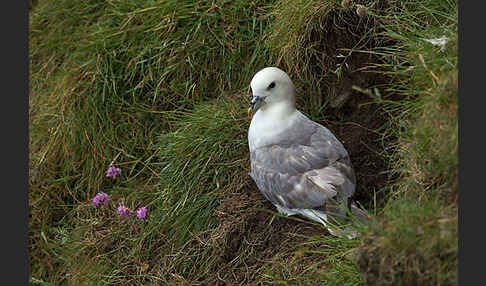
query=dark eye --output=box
[268,82,276,89]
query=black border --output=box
[458,0,479,285]
[7,0,30,284]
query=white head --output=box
[249,67,296,114]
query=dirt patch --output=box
[303,5,401,206]
[208,184,330,284]
[326,90,395,206]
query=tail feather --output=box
[303,209,357,239]
[275,202,371,239]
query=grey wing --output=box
[249,119,355,210]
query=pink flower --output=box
[92,192,109,206]
[117,205,132,217]
[136,206,147,219]
[106,165,121,179]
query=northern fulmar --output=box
[247,67,368,238]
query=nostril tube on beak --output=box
[250,95,264,111]
[248,96,264,118]
[250,96,260,106]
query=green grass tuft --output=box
[355,0,458,285]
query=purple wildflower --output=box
[92,196,101,206]
[117,205,132,217]
[106,165,121,179]
[136,206,147,220]
[92,192,109,206]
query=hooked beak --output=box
[248,95,265,118]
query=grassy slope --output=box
[355,0,458,285]
[29,0,457,285]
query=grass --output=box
[354,0,458,285]
[29,0,457,285]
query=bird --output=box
[247,67,368,238]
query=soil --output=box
[209,185,331,284]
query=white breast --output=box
[248,104,298,151]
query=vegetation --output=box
[355,1,458,284]
[29,0,457,285]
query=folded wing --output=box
[249,112,355,212]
